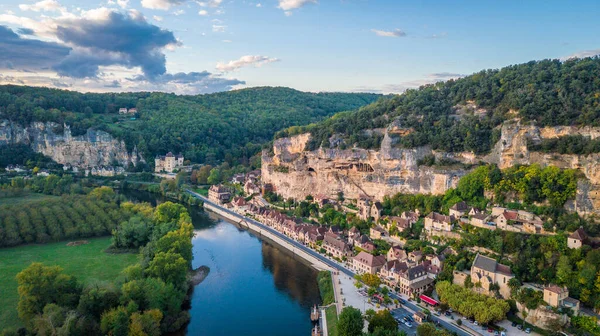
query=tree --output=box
[88,186,116,202]
[146,252,188,289]
[360,273,381,287]
[367,310,398,333]
[16,263,81,323]
[195,165,212,184]
[337,307,363,336]
[101,306,130,336]
[207,168,222,185]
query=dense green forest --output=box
[278,57,600,154]
[0,85,380,166]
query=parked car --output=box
[474,321,479,326]
[444,311,451,316]
[511,321,517,327]
[487,327,493,333]
[525,328,531,334]
[399,299,406,304]
[404,322,412,328]
[517,325,523,330]
[406,316,413,322]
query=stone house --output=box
[401,210,420,223]
[543,285,580,314]
[397,264,433,297]
[323,232,352,259]
[408,250,423,263]
[370,225,388,239]
[424,212,454,233]
[449,201,469,217]
[470,213,494,229]
[568,227,587,249]
[470,253,514,299]
[244,180,261,195]
[386,216,412,233]
[371,202,383,222]
[208,184,231,204]
[386,246,407,262]
[379,259,408,285]
[357,196,382,221]
[231,173,245,184]
[353,251,386,274]
[232,196,248,212]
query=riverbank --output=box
[191,190,336,273]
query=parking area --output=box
[390,307,419,336]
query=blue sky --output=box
[0,0,599,94]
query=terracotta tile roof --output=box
[545,285,568,295]
[426,212,453,224]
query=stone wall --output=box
[0,120,144,168]
[516,302,569,330]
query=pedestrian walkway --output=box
[320,308,328,336]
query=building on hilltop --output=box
[449,201,469,217]
[568,227,588,249]
[357,195,382,221]
[208,184,231,204]
[424,212,454,233]
[470,253,514,299]
[155,152,184,173]
[543,285,580,314]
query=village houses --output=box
[424,212,454,233]
[353,251,386,274]
[543,285,580,314]
[449,201,469,217]
[208,185,231,204]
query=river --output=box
[121,190,322,336]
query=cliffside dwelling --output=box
[154,152,184,173]
[369,225,388,239]
[449,201,469,217]
[208,185,231,204]
[353,251,386,274]
[469,213,494,230]
[244,180,261,195]
[424,212,454,233]
[492,207,545,234]
[357,196,383,221]
[385,216,413,234]
[568,227,588,249]
[543,285,580,314]
[470,253,514,299]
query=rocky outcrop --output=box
[263,120,600,215]
[485,121,600,215]
[262,132,465,201]
[0,120,144,168]
[516,302,569,330]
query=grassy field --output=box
[0,192,58,206]
[325,306,338,336]
[0,237,139,329]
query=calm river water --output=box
[121,190,322,336]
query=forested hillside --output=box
[278,57,600,154]
[0,85,380,165]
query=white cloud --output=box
[284,11,292,16]
[429,32,447,39]
[153,15,163,21]
[117,0,129,8]
[216,55,279,72]
[277,0,316,11]
[212,24,226,32]
[140,0,186,10]
[173,9,185,15]
[222,39,231,43]
[256,3,262,7]
[562,49,600,60]
[197,0,222,7]
[198,9,208,15]
[19,0,65,12]
[371,28,406,38]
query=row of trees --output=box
[11,201,194,335]
[0,191,130,248]
[435,281,510,324]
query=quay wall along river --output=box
[196,192,336,273]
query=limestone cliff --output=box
[262,132,466,201]
[0,120,144,168]
[262,120,600,215]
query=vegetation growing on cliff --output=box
[279,57,600,154]
[0,85,379,166]
[528,135,600,155]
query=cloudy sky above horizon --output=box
[0,0,599,95]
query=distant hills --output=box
[0,86,381,165]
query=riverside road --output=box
[186,190,472,336]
